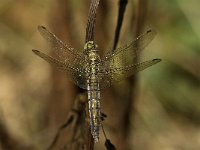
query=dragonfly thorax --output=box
[88,51,100,62]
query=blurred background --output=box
[0,0,200,150]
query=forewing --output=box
[102,29,157,68]
[38,26,84,64]
[99,59,161,89]
[32,49,88,89]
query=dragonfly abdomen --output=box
[84,44,102,142]
[87,78,101,143]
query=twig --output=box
[110,0,149,149]
[85,0,100,42]
[112,0,128,51]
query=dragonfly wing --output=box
[38,26,84,64]
[32,49,88,89]
[99,59,161,89]
[102,29,157,68]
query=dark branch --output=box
[112,0,128,51]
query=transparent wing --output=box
[32,49,88,89]
[101,29,157,69]
[98,59,161,89]
[38,26,85,64]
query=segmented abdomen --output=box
[87,78,101,143]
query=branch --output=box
[85,0,101,42]
[112,0,128,51]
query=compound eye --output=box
[84,41,98,51]
[88,42,94,49]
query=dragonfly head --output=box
[84,41,98,52]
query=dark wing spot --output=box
[147,29,152,34]
[153,58,162,62]
[32,49,40,54]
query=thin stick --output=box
[85,0,100,42]
[112,0,128,51]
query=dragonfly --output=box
[32,25,161,143]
